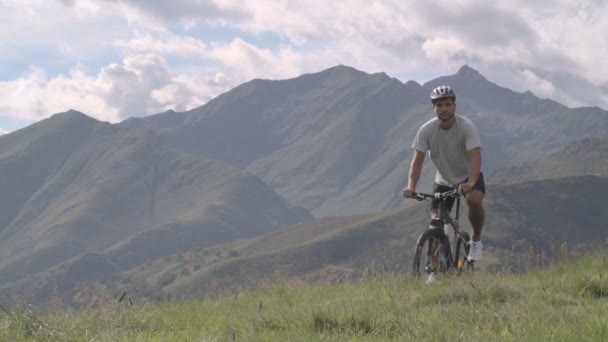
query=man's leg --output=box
[466,190,485,241]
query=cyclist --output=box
[402,85,485,262]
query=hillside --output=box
[8,174,606,306]
[104,175,608,301]
[490,137,608,184]
[0,111,103,233]
[0,112,312,303]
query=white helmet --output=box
[430,85,456,103]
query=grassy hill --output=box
[2,252,607,341]
[4,169,606,308]
[99,175,608,302]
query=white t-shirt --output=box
[411,115,481,187]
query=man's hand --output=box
[459,182,475,194]
[403,187,415,198]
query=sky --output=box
[0,0,607,133]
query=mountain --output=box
[0,111,102,233]
[122,66,425,217]
[0,111,312,300]
[123,65,608,217]
[490,137,608,184]
[2,65,607,306]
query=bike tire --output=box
[412,228,450,278]
[454,232,474,273]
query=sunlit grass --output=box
[2,253,608,341]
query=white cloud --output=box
[1,0,608,127]
[0,54,220,122]
[0,128,8,135]
[519,70,556,98]
[0,66,117,122]
[0,1,126,63]
[114,33,344,88]
[97,0,250,26]
[112,34,208,59]
[422,37,468,65]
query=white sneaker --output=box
[468,240,483,262]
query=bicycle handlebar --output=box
[411,189,460,201]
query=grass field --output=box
[2,253,608,341]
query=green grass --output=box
[2,253,608,341]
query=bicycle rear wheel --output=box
[454,232,474,273]
[412,228,450,278]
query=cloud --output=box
[112,34,208,59]
[0,66,118,122]
[213,0,608,108]
[2,0,608,126]
[518,69,556,98]
[60,0,250,27]
[0,54,221,122]
[113,32,344,85]
[528,68,608,108]
[0,128,8,135]
[0,31,350,125]
[0,0,132,76]
[57,0,76,6]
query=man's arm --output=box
[461,147,481,193]
[403,150,425,197]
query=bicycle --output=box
[410,188,474,279]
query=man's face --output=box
[433,98,455,121]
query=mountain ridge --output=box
[121,64,608,216]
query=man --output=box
[402,85,485,262]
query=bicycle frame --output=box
[436,193,464,265]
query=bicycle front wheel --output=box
[412,228,450,278]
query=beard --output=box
[438,111,455,121]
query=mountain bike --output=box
[410,188,474,279]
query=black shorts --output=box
[432,172,485,212]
